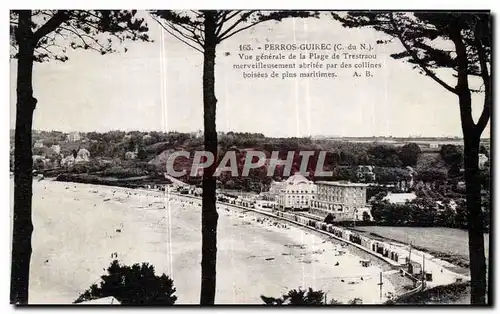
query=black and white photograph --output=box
[8,6,492,306]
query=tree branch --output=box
[447,19,476,133]
[474,19,491,133]
[215,11,229,36]
[163,20,204,49]
[167,19,204,46]
[389,14,458,95]
[150,14,203,53]
[59,26,102,52]
[217,11,257,42]
[33,10,70,42]
[215,10,243,37]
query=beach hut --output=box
[343,230,351,241]
[360,236,371,249]
[359,259,371,267]
[408,261,422,276]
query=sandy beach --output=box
[17,180,395,304]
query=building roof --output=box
[383,193,417,204]
[284,173,311,185]
[315,181,369,187]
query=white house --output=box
[67,132,81,142]
[190,130,203,139]
[33,140,44,148]
[50,144,61,154]
[277,173,317,211]
[142,134,153,141]
[61,155,75,167]
[125,151,138,160]
[32,155,46,163]
[436,199,458,212]
[75,148,90,163]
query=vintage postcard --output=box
[9,10,491,305]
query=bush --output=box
[261,287,361,305]
[102,166,148,178]
[74,260,177,305]
[261,287,325,305]
[324,213,336,224]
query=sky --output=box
[9,11,490,138]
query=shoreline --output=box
[51,177,476,271]
[24,180,399,304]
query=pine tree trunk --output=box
[463,131,487,304]
[11,10,36,305]
[200,11,219,305]
[450,21,488,303]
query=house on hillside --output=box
[33,140,44,148]
[61,155,75,167]
[125,150,138,160]
[32,155,46,163]
[75,148,90,163]
[50,144,61,154]
[190,130,203,139]
[435,200,458,212]
[67,132,81,142]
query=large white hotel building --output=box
[269,174,371,221]
[310,181,370,221]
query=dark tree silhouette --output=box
[150,10,316,304]
[324,213,336,224]
[261,287,326,305]
[9,10,149,304]
[75,260,177,305]
[440,144,464,169]
[332,12,491,304]
[399,143,421,167]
